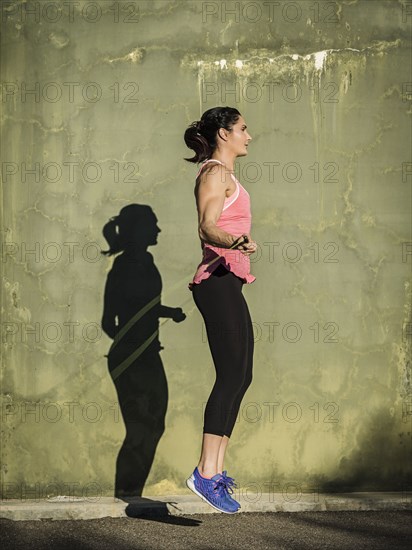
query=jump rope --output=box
[108,234,251,380]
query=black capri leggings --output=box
[192,263,254,438]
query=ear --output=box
[217,127,229,142]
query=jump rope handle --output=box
[230,234,249,250]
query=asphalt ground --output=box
[2,511,411,550]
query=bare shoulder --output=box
[198,161,229,179]
[195,162,232,197]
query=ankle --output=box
[197,464,218,478]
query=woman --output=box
[183,106,257,513]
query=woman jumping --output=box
[183,106,257,514]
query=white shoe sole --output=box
[186,473,238,514]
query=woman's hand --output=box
[238,234,257,256]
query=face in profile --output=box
[221,115,252,158]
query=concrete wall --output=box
[1,0,411,500]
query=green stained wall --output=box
[1,0,411,500]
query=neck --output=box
[209,152,237,172]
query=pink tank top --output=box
[188,159,257,291]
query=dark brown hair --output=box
[183,106,241,164]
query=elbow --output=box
[199,221,214,241]
[198,223,207,241]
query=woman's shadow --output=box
[100,204,186,500]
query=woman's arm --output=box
[197,164,243,249]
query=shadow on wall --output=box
[100,204,186,499]
[312,406,412,493]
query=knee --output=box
[231,368,252,395]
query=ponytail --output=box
[183,106,241,164]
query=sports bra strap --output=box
[196,159,226,177]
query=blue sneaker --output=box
[221,470,241,510]
[186,467,239,513]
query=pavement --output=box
[1,491,411,549]
[1,510,411,550]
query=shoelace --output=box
[213,477,229,498]
[221,471,237,495]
